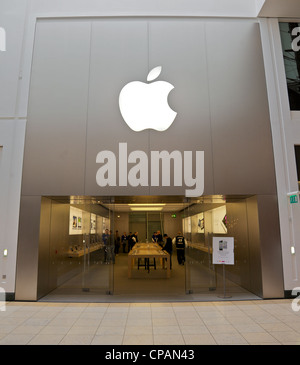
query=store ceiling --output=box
[46,195,231,213]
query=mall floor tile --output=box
[0,299,299,345]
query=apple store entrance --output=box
[38,195,262,303]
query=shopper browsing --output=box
[175,232,185,265]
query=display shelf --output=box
[67,242,103,258]
[187,242,212,254]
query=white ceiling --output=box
[258,0,300,17]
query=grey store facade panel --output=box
[16,17,284,301]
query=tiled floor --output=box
[0,299,299,345]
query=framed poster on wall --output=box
[90,213,96,234]
[69,206,83,235]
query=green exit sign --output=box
[171,214,176,218]
[290,195,298,204]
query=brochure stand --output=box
[212,237,234,299]
[218,264,232,299]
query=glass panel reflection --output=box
[43,197,114,300]
[184,196,256,299]
[39,195,260,301]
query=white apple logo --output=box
[119,66,177,132]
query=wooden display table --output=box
[128,243,170,278]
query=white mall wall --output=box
[0,0,299,297]
[260,18,300,295]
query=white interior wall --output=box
[27,0,258,17]
[114,213,129,238]
[0,120,26,294]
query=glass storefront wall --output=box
[38,197,115,300]
[184,196,256,299]
[38,195,261,302]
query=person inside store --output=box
[175,231,185,265]
[163,233,173,269]
[102,229,110,263]
[128,232,134,252]
[114,230,120,256]
[156,230,163,246]
[152,231,158,242]
[133,231,139,244]
[107,230,115,263]
[121,232,128,253]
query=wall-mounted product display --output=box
[197,212,204,233]
[67,206,109,258]
[69,206,83,235]
[183,216,191,233]
[183,205,227,238]
[212,206,228,234]
[67,242,103,258]
[90,213,96,234]
[182,205,228,260]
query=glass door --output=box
[128,212,164,243]
[112,198,185,298]
[183,197,223,295]
[80,197,115,296]
[40,196,115,301]
[183,195,258,300]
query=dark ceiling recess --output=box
[295,146,300,182]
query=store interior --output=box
[38,195,262,303]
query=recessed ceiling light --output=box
[130,207,163,211]
[128,203,166,207]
